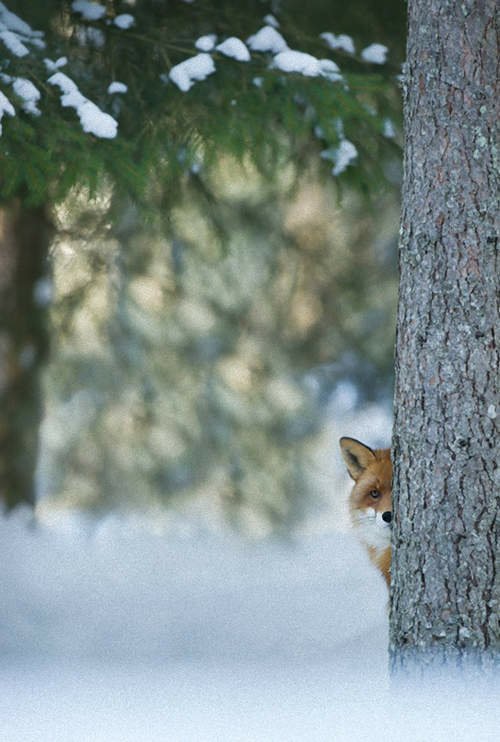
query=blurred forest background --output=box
[1,0,406,532]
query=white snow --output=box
[0,398,494,741]
[383,117,396,138]
[169,53,215,92]
[321,139,358,176]
[48,71,118,138]
[318,58,342,81]
[320,32,355,55]
[47,70,77,96]
[361,43,388,64]
[0,88,15,135]
[0,1,42,38]
[195,34,216,52]
[71,1,106,22]
[113,13,134,30]
[487,404,496,419]
[263,14,280,29]
[0,28,29,56]
[0,88,15,116]
[247,25,288,54]
[12,77,41,115]
[107,81,127,94]
[44,56,68,71]
[332,140,358,175]
[216,37,250,62]
[272,50,341,81]
[0,507,498,742]
[0,508,386,662]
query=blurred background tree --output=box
[0,0,405,528]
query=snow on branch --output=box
[320,32,355,55]
[71,1,106,22]
[216,37,250,62]
[272,51,341,81]
[0,0,44,57]
[0,1,392,177]
[48,71,118,138]
[247,25,288,54]
[169,54,216,92]
[0,89,15,134]
[12,77,41,115]
[361,43,388,64]
[114,14,135,30]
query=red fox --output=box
[339,437,392,586]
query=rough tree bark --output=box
[0,203,53,510]
[390,0,500,671]
[390,0,498,673]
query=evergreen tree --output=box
[1,0,404,513]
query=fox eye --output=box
[369,489,381,499]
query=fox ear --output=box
[339,437,376,481]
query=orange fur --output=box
[339,437,392,586]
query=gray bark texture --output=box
[390,0,498,673]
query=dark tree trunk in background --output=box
[390,0,498,673]
[0,203,53,510]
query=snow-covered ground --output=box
[1,402,497,741]
[0,507,497,742]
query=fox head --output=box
[339,437,392,584]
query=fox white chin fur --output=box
[351,508,391,555]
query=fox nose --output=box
[382,511,392,524]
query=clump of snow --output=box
[107,81,127,94]
[321,139,358,176]
[272,50,341,81]
[195,34,216,52]
[0,1,36,36]
[113,13,134,30]
[361,43,388,64]
[247,25,288,54]
[320,31,355,55]
[318,58,342,81]
[12,77,41,115]
[487,404,496,419]
[169,53,215,92]
[263,14,279,28]
[0,1,43,42]
[44,56,68,72]
[29,36,45,50]
[382,118,396,138]
[216,37,250,62]
[71,1,106,22]
[332,139,358,175]
[0,2,44,56]
[48,71,118,138]
[0,28,29,57]
[0,89,15,135]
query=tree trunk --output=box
[390,0,498,673]
[0,203,53,510]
